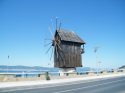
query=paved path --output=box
[0,75,125,93]
[0,74,125,93]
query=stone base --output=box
[59,68,76,76]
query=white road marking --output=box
[52,79,125,93]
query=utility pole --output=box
[94,47,100,75]
[97,61,101,75]
[7,55,10,74]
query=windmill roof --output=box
[56,29,85,44]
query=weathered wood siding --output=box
[54,41,82,68]
[54,30,85,68]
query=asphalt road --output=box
[0,76,125,93]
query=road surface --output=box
[0,76,125,93]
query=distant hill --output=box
[0,65,92,73]
[119,65,125,69]
[0,65,59,72]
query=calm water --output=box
[0,67,92,77]
[0,69,59,77]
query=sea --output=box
[0,69,59,77]
[0,66,92,77]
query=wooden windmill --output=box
[47,19,85,75]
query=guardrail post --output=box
[45,72,50,80]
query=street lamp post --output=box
[97,61,101,75]
[94,47,100,75]
[7,55,10,74]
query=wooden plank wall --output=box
[54,41,82,68]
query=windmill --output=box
[45,18,85,76]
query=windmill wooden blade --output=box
[44,42,52,47]
[48,26,54,40]
[56,42,61,49]
[51,18,55,32]
[54,36,62,51]
[58,49,64,62]
[55,45,58,58]
[50,46,54,61]
[44,39,51,46]
[46,45,52,54]
[58,21,61,31]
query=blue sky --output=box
[0,0,125,68]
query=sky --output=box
[0,0,125,69]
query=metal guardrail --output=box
[0,69,124,77]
